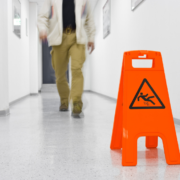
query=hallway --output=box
[0,92,180,180]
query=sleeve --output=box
[37,0,51,34]
[84,1,96,43]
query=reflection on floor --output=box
[0,92,180,180]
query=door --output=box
[42,42,69,84]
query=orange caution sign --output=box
[110,50,180,166]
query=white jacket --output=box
[37,0,96,46]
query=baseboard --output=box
[84,90,91,92]
[10,94,30,106]
[0,109,10,116]
[85,90,117,102]
[174,118,180,126]
[30,93,39,96]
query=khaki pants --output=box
[51,33,86,104]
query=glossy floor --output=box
[0,92,180,180]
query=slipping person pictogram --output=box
[129,79,165,109]
[138,93,155,105]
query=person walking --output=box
[38,0,96,117]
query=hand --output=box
[88,42,95,54]
[39,31,47,43]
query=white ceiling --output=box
[29,0,99,11]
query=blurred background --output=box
[1,0,180,120]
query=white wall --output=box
[83,51,91,91]
[29,3,39,94]
[8,0,30,102]
[91,0,180,119]
[0,0,9,112]
[38,38,42,91]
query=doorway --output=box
[42,42,69,84]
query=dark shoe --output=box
[72,101,83,118]
[59,102,69,111]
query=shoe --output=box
[59,102,69,111]
[72,101,83,118]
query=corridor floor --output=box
[0,92,180,180]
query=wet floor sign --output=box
[110,51,180,166]
[130,78,165,109]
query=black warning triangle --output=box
[129,79,165,109]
